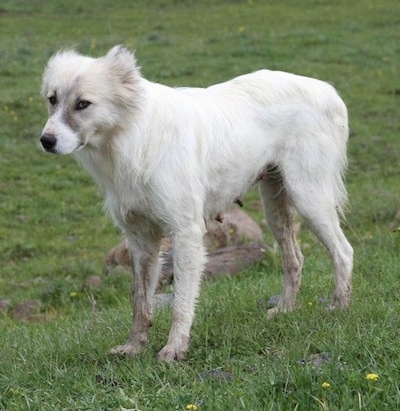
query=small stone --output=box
[297,352,332,367]
[266,295,281,308]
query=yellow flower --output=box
[366,373,379,381]
[321,382,331,388]
[69,291,78,298]
[186,404,198,411]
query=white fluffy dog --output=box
[40,46,353,361]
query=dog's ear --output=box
[105,45,141,87]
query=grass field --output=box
[1,0,399,409]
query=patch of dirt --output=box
[12,300,42,321]
[0,299,11,313]
[83,275,102,289]
[389,206,400,230]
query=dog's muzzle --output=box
[40,133,57,153]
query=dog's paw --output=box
[108,343,143,356]
[157,345,186,362]
[157,336,189,362]
[331,290,351,310]
[266,306,280,320]
[266,303,295,319]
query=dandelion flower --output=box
[8,388,21,396]
[366,373,378,382]
[186,404,198,411]
[69,291,78,298]
[321,382,331,388]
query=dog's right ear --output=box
[104,45,141,89]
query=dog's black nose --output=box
[40,133,57,152]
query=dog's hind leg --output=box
[297,200,353,309]
[157,221,207,362]
[285,178,353,310]
[259,173,304,319]
[109,233,161,356]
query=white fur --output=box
[41,46,353,361]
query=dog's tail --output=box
[328,99,350,218]
[280,96,350,219]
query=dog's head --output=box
[40,45,142,155]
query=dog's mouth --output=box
[76,141,85,151]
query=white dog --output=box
[40,46,353,362]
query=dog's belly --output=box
[203,166,263,219]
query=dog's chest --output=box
[107,179,151,217]
[105,173,175,236]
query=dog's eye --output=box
[48,96,57,106]
[75,100,91,111]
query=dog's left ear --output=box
[105,45,141,87]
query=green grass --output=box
[1,0,400,409]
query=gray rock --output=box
[297,352,332,367]
[154,293,173,309]
[266,295,281,308]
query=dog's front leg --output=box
[109,234,161,356]
[157,222,206,362]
